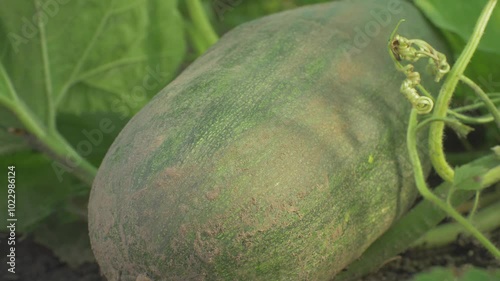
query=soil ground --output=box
[0,228,498,281]
[0,233,101,281]
[360,228,500,281]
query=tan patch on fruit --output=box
[178,203,189,214]
[164,166,182,178]
[205,187,220,201]
[193,231,221,264]
[130,186,148,201]
[178,224,189,236]
[330,225,345,244]
[135,274,151,281]
[286,204,302,218]
[236,230,256,249]
[294,96,356,160]
[336,56,364,84]
[147,134,166,153]
[150,165,191,209]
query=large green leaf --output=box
[414,0,499,53]
[56,112,130,167]
[0,111,127,232]
[1,0,185,115]
[0,131,28,154]
[414,0,500,95]
[0,0,185,156]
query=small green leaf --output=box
[447,118,474,139]
[454,162,492,191]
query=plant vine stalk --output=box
[186,0,219,53]
[428,0,497,182]
[460,75,500,129]
[408,109,500,259]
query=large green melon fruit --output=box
[89,0,449,280]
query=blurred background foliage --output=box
[200,0,329,32]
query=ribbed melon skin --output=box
[89,1,448,280]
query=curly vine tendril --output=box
[388,20,450,115]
